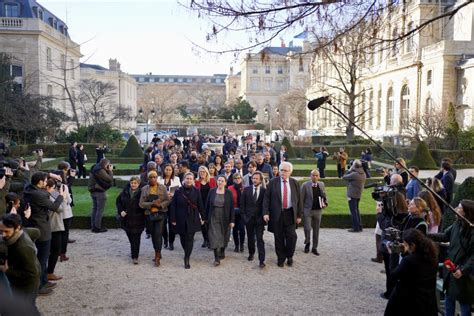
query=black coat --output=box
[384,253,438,316]
[241,186,266,225]
[169,186,204,234]
[76,146,85,165]
[205,188,234,225]
[116,185,146,234]
[68,146,77,169]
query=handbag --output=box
[148,193,165,221]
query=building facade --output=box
[306,0,474,140]
[133,73,226,124]
[227,43,312,126]
[0,0,81,125]
[80,59,138,131]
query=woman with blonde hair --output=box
[195,166,217,248]
[426,177,447,215]
[395,158,408,186]
[418,191,442,233]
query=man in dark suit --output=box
[241,171,267,268]
[68,141,78,170]
[263,162,302,267]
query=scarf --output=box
[4,229,23,246]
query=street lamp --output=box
[264,106,272,134]
[139,109,156,144]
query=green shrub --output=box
[120,135,143,158]
[443,177,474,230]
[282,137,297,159]
[458,127,474,150]
[410,141,437,169]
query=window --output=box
[149,78,155,83]
[252,67,258,74]
[427,70,432,85]
[360,92,366,128]
[47,85,53,96]
[369,90,374,129]
[139,77,145,82]
[299,63,304,72]
[277,79,285,90]
[400,85,410,128]
[38,10,43,20]
[159,78,165,82]
[232,83,237,89]
[70,59,75,79]
[265,66,270,74]
[277,66,283,74]
[386,87,394,130]
[168,78,174,83]
[250,78,259,90]
[377,88,382,128]
[264,78,272,90]
[46,47,52,71]
[425,97,433,114]
[11,65,22,77]
[60,54,65,69]
[187,78,193,83]
[391,28,398,58]
[216,78,221,83]
[406,22,414,53]
[177,78,183,82]
[4,3,20,17]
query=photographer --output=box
[342,159,366,232]
[0,213,41,313]
[384,228,438,316]
[9,150,43,196]
[0,167,13,215]
[24,171,67,296]
[88,158,114,233]
[429,200,474,316]
[333,147,348,178]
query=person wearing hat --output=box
[139,170,170,267]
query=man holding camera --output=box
[88,158,114,233]
[343,160,366,232]
[24,171,67,296]
[0,213,41,313]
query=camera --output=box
[0,160,18,179]
[0,240,7,266]
[371,185,398,217]
[384,227,405,254]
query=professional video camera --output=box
[367,183,398,217]
[384,227,405,254]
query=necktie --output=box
[283,179,288,209]
[254,187,258,200]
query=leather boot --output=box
[154,251,161,267]
[169,243,174,251]
[213,249,220,266]
[184,257,190,269]
[240,243,244,253]
[219,248,225,259]
[371,234,383,263]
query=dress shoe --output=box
[312,249,320,256]
[132,258,139,265]
[304,243,310,253]
[92,227,107,233]
[277,262,284,268]
[259,262,266,268]
[48,273,63,281]
[213,250,220,266]
[287,257,293,267]
[44,281,57,290]
[184,257,190,269]
[380,292,389,300]
[371,257,383,263]
[234,246,239,252]
[59,254,69,262]
[38,287,54,296]
[239,244,244,252]
[67,239,76,244]
[347,229,361,233]
[169,243,174,251]
[146,234,151,239]
[248,254,254,261]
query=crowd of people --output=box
[0,134,472,315]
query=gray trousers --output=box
[303,209,322,249]
[91,191,107,229]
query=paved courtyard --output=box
[36,228,388,315]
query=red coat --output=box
[194,178,217,189]
[228,185,244,208]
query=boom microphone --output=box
[307,96,332,111]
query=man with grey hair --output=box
[300,170,328,255]
[263,161,302,267]
[343,159,366,232]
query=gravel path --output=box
[37,229,388,315]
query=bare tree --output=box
[137,85,180,125]
[79,79,124,125]
[401,109,447,148]
[277,88,308,131]
[192,85,225,119]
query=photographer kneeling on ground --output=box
[88,158,114,233]
[384,228,438,316]
[0,213,41,314]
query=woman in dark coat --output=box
[205,175,234,266]
[116,176,146,264]
[430,199,474,316]
[169,172,205,269]
[228,173,245,252]
[384,228,438,316]
[76,144,87,179]
[314,147,329,178]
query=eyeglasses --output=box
[280,169,290,172]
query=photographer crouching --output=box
[373,174,428,300]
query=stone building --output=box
[306,0,474,140]
[227,43,312,127]
[0,0,81,125]
[80,59,138,131]
[132,73,226,124]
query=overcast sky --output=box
[38,0,302,76]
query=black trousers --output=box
[232,214,246,247]
[77,163,87,179]
[162,214,176,244]
[382,251,400,296]
[337,164,344,178]
[61,218,73,255]
[126,231,142,259]
[201,222,209,243]
[151,220,164,251]
[273,208,297,262]
[179,232,195,258]
[246,218,265,263]
[47,232,62,274]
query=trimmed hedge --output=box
[282,137,297,158]
[120,135,143,158]
[443,177,474,231]
[410,141,437,169]
[8,143,120,159]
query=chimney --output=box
[109,58,118,71]
[229,66,234,75]
[280,38,286,48]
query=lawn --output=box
[292,163,337,171]
[84,163,141,171]
[70,186,375,217]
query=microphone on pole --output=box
[307,96,332,111]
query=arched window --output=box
[425,97,433,114]
[386,87,394,130]
[400,85,410,128]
